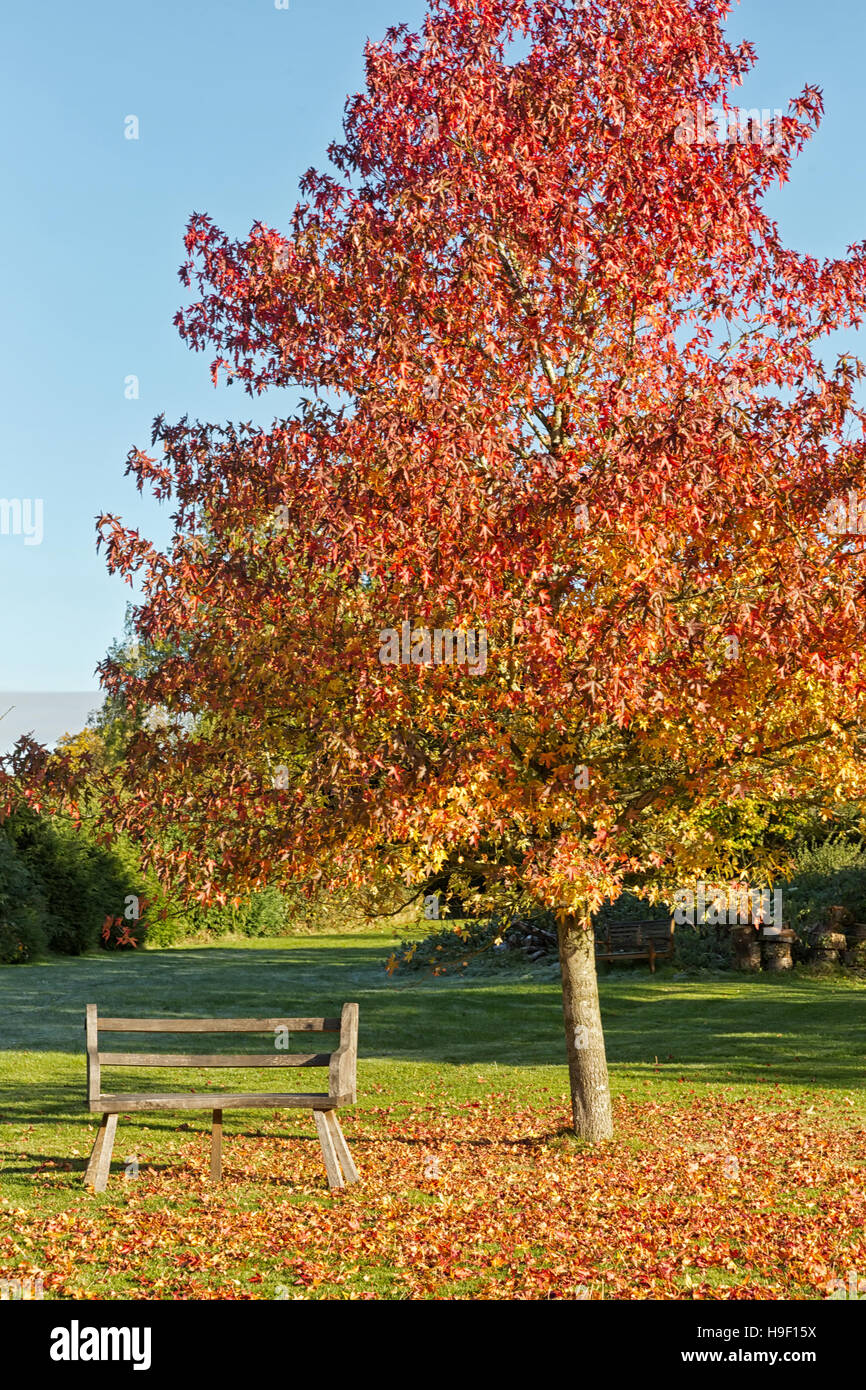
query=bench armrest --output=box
[328,1002,358,1104]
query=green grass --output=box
[2,935,864,1085]
[1,935,863,1201]
[0,937,863,1299]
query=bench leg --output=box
[84,1113,118,1192]
[313,1111,345,1190]
[211,1109,223,1182]
[325,1110,359,1185]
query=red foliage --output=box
[4,1095,864,1300]
[7,1,866,923]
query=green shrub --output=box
[671,924,734,972]
[779,837,866,943]
[389,917,506,972]
[142,883,292,945]
[0,830,47,963]
[0,910,46,965]
[4,810,147,954]
[594,890,670,927]
[138,907,188,948]
[239,887,291,937]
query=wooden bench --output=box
[594,919,674,973]
[83,1003,359,1193]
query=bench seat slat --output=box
[597,949,666,959]
[91,1091,350,1113]
[98,1052,333,1068]
[97,1017,341,1033]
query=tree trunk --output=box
[557,913,613,1141]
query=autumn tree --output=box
[13,0,866,1139]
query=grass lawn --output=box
[0,935,864,1300]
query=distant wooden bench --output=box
[83,1003,359,1193]
[594,919,674,973]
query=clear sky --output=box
[1,0,864,745]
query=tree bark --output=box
[557,913,613,1141]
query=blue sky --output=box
[1,0,864,746]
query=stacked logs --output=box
[731,923,796,971]
[811,930,849,964]
[761,927,796,971]
[731,924,762,972]
[732,904,866,971]
[844,921,866,967]
[505,920,558,961]
[812,906,851,965]
[806,906,866,965]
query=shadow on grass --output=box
[5,1125,560,1188]
[1,942,864,1094]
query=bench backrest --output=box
[85,1003,358,1105]
[596,919,674,949]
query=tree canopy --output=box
[8,0,866,1136]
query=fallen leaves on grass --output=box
[2,1095,864,1301]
